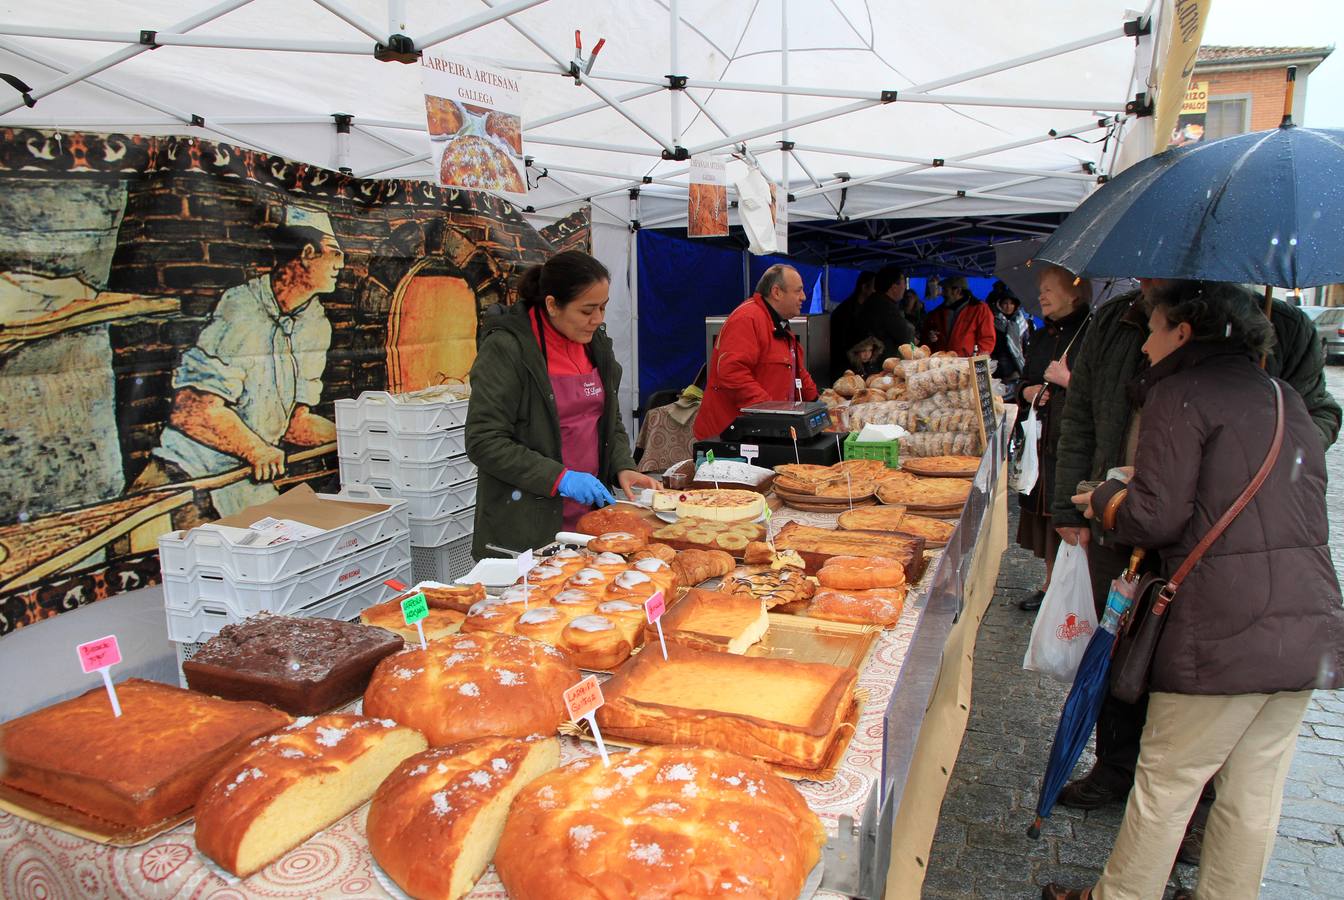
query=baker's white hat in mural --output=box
[284,206,335,237]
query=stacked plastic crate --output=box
[335,390,478,584]
[160,483,411,685]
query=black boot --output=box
[1018,590,1045,611]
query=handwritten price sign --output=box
[75,635,123,718]
[564,675,609,766]
[401,591,429,649]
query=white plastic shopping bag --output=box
[1008,404,1041,495]
[1022,542,1097,682]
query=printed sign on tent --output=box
[688,155,729,238]
[421,52,526,195]
[1169,80,1209,148]
[772,184,789,255]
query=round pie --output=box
[439,135,525,193]
[674,489,763,522]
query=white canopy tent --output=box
[0,0,1167,421]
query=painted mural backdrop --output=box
[0,129,589,635]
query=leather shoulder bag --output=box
[1110,380,1285,704]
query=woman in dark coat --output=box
[1043,281,1344,900]
[1016,263,1091,611]
[465,251,656,558]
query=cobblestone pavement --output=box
[925,365,1344,899]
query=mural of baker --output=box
[130,208,343,518]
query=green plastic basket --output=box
[843,432,901,468]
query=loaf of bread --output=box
[367,735,560,900]
[361,598,465,643]
[576,506,654,539]
[496,746,825,900]
[773,521,927,581]
[817,555,907,591]
[182,613,403,715]
[669,548,735,586]
[364,632,580,746]
[809,588,906,627]
[194,714,427,876]
[596,645,856,769]
[0,679,290,829]
[418,583,486,613]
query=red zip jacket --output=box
[694,294,819,439]
[924,298,996,357]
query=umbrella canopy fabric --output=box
[1035,125,1344,288]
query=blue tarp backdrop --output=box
[633,230,1004,406]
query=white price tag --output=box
[516,548,534,578]
[740,443,759,464]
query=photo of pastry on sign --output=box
[421,51,526,194]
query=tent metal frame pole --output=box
[529,180,656,212]
[669,0,681,144]
[311,0,387,41]
[779,0,790,249]
[352,122,421,156]
[525,134,666,157]
[417,0,553,51]
[687,99,878,157]
[0,26,371,54]
[526,170,630,227]
[388,0,406,34]
[683,90,732,138]
[479,0,675,153]
[0,0,254,116]
[789,143,1100,182]
[535,160,689,185]
[628,190,641,428]
[789,150,841,216]
[906,26,1127,93]
[848,176,1063,222]
[357,153,431,178]
[526,85,663,131]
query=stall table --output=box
[0,418,1011,900]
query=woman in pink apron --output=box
[466,251,657,557]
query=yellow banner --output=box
[1182,81,1209,114]
[1154,0,1213,154]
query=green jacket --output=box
[1050,288,1340,529]
[465,304,638,559]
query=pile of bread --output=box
[720,541,910,627]
[0,604,827,899]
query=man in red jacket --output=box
[922,275,996,357]
[694,264,820,439]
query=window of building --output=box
[1205,97,1250,140]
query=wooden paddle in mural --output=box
[0,442,336,593]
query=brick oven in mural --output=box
[0,129,590,634]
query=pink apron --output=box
[551,368,606,530]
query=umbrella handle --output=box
[1027,816,1043,839]
[1125,547,1146,579]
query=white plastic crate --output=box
[338,452,477,493]
[335,390,470,434]
[336,425,467,463]
[164,534,411,642]
[349,479,478,520]
[157,484,408,583]
[408,506,475,548]
[411,534,476,584]
[171,560,412,686]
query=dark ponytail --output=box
[516,250,610,309]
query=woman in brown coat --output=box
[1043,282,1344,900]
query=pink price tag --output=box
[564,675,604,720]
[644,590,666,624]
[77,635,121,674]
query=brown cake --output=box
[496,746,826,900]
[0,679,290,829]
[182,613,404,715]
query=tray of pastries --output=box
[836,506,957,547]
[899,455,981,478]
[772,521,928,582]
[582,644,863,777]
[650,517,767,555]
[874,470,972,513]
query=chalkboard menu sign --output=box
[969,355,995,450]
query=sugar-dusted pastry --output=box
[514,563,569,593]
[364,633,580,746]
[630,555,677,594]
[496,746,826,900]
[0,679,290,830]
[461,600,521,634]
[589,551,630,576]
[544,547,592,576]
[586,531,647,555]
[560,615,630,671]
[193,715,427,876]
[514,606,568,645]
[550,588,600,616]
[605,568,659,603]
[367,735,560,900]
[564,566,611,592]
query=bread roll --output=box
[564,566,611,591]
[589,551,630,576]
[670,548,735,586]
[629,556,678,594]
[560,615,631,670]
[543,548,592,575]
[194,715,427,876]
[809,588,906,627]
[575,506,654,539]
[514,606,568,645]
[515,563,568,592]
[833,369,865,398]
[367,736,560,900]
[460,601,520,634]
[817,555,907,591]
[629,542,676,564]
[364,633,580,746]
[605,569,659,602]
[496,746,826,900]
[550,588,600,616]
[587,531,647,554]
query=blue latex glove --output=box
[558,471,616,508]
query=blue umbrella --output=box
[1027,549,1146,839]
[1035,124,1344,289]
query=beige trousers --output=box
[1092,689,1313,900]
